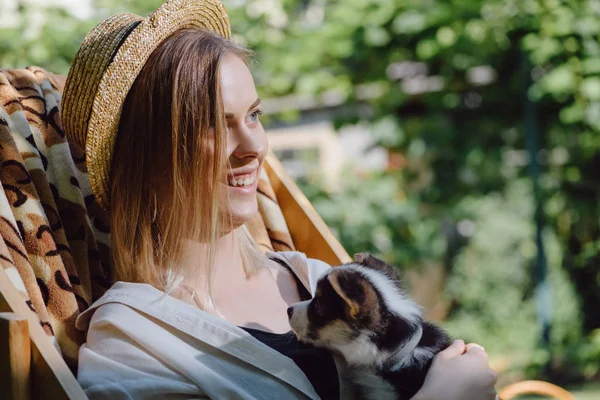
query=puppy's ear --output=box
[354,252,385,267]
[327,272,361,318]
[327,270,379,319]
[354,252,402,282]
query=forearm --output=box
[411,388,500,400]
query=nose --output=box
[287,306,294,319]
[230,127,266,161]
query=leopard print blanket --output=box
[0,66,295,371]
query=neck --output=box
[387,324,424,370]
[181,228,246,294]
[212,229,245,282]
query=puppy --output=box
[287,253,451,400]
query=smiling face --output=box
[220,54,268,229]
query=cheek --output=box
[256,126,269,159]
[226,129,235,158]
[315,321,355,345]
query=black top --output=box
[239,257,340,400]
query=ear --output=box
[354,252,384,267]
[353,252,402,282]
[327,272,361,318]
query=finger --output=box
[438,339,465,360]
[488,369,499,385]
[466,343,485,352]
[465,344,489,362]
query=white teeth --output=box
[228,173,255,187]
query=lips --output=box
[227,170,257,187]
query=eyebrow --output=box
[225,98,261,119]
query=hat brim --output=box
[86,0,231,211]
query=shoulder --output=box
[76,281,159,332]
[76,284,202,398]
[77,303,200,399]
[77,284,171,353]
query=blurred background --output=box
[1,0,599,396]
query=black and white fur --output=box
[287,253,451,400]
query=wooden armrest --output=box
[0,266,87,399]
[265,150,351,266]
[0,312,31,400]
[499,380,574,400]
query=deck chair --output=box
[0,67,573,400]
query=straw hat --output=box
[61,0,231,212]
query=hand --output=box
[412,339,498,400]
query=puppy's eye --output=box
[313,299,323,316]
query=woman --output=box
[62,0,498,399]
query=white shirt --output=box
[76,251,347,400]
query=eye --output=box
[313,299,324,316]
[248,108,263,124]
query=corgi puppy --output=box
[287,253,451,400]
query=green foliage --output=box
[241,0,600,380]
[299,171,446,267]
[306,173,584,376]
[572,329,600,379]
[443,180,581,371]
[0,6,94,74]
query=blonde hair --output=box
[110,28,264,310]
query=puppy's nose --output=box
[287,306,294,318]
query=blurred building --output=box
[263,95,388,191]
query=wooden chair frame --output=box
[0,152,572,399]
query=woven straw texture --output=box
[61,0,231,211]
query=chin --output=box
[230,203,259,228]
